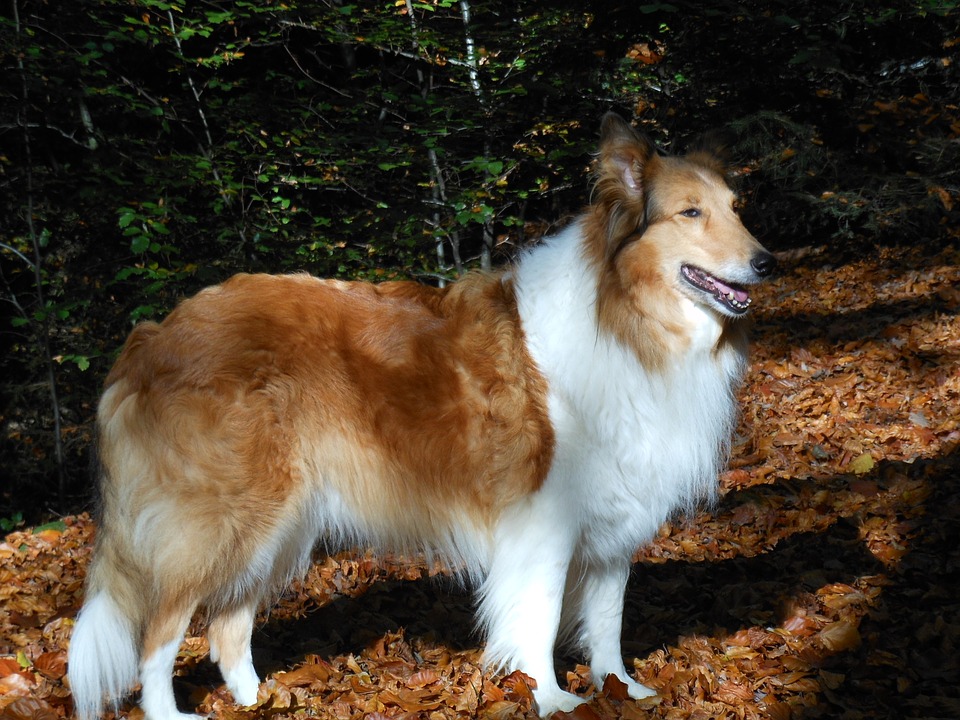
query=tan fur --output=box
[95,272,554,590]
[585,120,761,368]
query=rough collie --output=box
[68,113,775,719]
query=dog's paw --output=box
[230,683,260,708]
[622,676,657,700]
[223,662,261,707]
[533,687,587,717]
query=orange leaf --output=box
[0,671,36,695]
[378,688,442,712]
[602,673,629,701]
[33,651,66,680]
[0,659,22,678]
[817,621,861,652]
[500,670,535,703]
[279,661,331,688]
[406,668,440,688]
[481,700,524,720]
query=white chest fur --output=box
[514,226,745,559]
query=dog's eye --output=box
[680,208,701,218]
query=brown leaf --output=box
[257,678,292,710]
[500,670,536,704]
[0,697,58,720]
[32,652,66,681]
[715,680,754,703]
[0,672,35,696]
[782,613,819,637]
[762,700,794,720]
[455,667,483,712]
[553,702,602,720]
[481,699,524,720]
[379,687,443,712]
[278,661,331,688]
[405,668,439,689]
[817,621,861,652]
[819,669,846,690]
[601,673,629,701]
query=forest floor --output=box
[1,235,959,720]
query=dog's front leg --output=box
[478,502,584,717]
[578,558,657,701]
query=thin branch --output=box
[284,45,353,99]
[165,10,232,206]
[0,121,94,148]
[166,10,215,149]
[0,241,38,270]
[117,74,169,112]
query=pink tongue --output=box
[713,277,749,303]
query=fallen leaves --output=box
[1,238,959,719]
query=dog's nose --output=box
[750,252,777,277]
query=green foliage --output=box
[1,513,25,532]
[31,519,67,533]
[1,0,958,518]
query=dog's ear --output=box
[593,113,658,249]
[597,112,656,200]
[685,129,733,176]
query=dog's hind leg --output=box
[208,600,260,706]
[139,593,201,720]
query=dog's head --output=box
[588,113,776,324]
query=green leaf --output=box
[131,235,151,254]
[33,520,67,533]
[130,304,157,321]
[0,512,23,531]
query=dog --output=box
[68,113,775,719]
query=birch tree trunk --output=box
[459,0,495,272]
[403,0,463,285]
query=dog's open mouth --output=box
[681,265,752,314]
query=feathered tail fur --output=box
[69,570,140,720]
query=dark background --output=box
[2,0,958,520]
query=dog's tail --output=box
[69,588,139,720]
[68,519,143,720]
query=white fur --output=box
[141,637,199,720]
[479,222,744,713]
[68,593,139,720]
